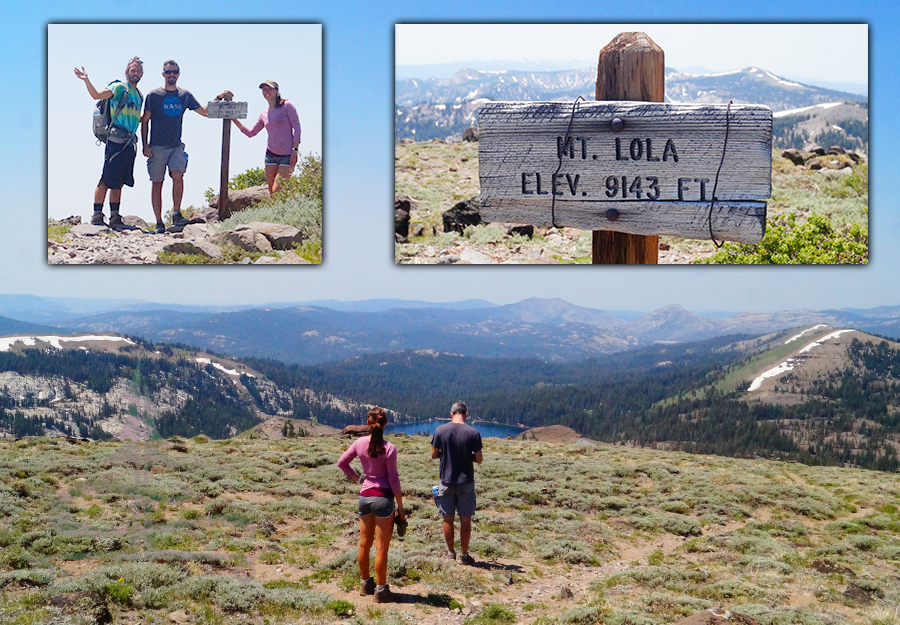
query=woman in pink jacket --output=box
[232,79,302,196]
[337,407,406,603]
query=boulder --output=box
[236,221,304,250]
[443,197,482,233]
[807,144,826,156]
[462,126,479,142]
[409,223,425,238]
[827,145,847,155]
[182,223,213,238]
[275,252,313,264]
[395,209,410,237]
[121,215,149,230]
[209,229,273,254]
[489,222,534,238]
[70,224,110,236]
[162,240,224,260]
[780,149,805,166]
[209,185,269,212]
[847,151,862,163]
[59,215,82,226]
[340,424,370,439]
[396,232,409,244]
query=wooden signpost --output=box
[207,99,248,220]
[477,32,773,263]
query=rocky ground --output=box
[49,190,313,265]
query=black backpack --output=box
[92,81,133,144]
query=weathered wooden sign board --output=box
[478,101,772,243]
[207,101,248,119]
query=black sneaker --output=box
[155,222,166,234]
[395,516,408,537]
[374,584,397,603]
[360,577,376,596]
[109,214,123,227]
[460,553,476,566]
[91,213,106,226]
[172,212,189,226]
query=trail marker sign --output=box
[206,101,248,119]
[478,100,772,244]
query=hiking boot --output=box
[359,577,376,596]
[460,553,476,566]
[443,551,456,561]
[109,214,123,227]
[374,584,397,603]
[155,222,166,234]
[91,213,106,226]
[172,212,189,226]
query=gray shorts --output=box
[434,482,476,518]
[148,144,188,182]
[358,495,394,519]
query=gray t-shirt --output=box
[432,422,482,485]
[144,86,201,147]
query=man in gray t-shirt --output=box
[431,402,483,565]
[140,59,209,233]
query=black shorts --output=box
[99,140,136,190]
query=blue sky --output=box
[1,1,894,314]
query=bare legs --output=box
[94,183,121,205]
[265,163,294,196]
[358,513,395,585]
[151,170,185,223]
[441,515,472,554]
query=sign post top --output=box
[207,101,248,120]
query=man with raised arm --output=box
[431,402,483,565]
[74,57,144,227]
[140,60,211,234]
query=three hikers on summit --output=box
[75,57,301,232]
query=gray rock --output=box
[275,253,312,264]
[182,224,212,238]
[236,221,303,250]
[209,229,273,254]
[59,215,82,226]
[807,144,826,156]
[460,248,491,264]
[780,149,805,166]
[409,223,425,237]
[462,126,479,142]
[70,224,110,236]
[162,240,224,260]
[209,185,269,212]
[122,215,149,230]
[443,196,482,233]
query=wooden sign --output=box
[207,101,248,119]
[478,101,772,244]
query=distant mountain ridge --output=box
[3,294,898,366]
[395,66,868,144]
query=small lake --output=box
[385,421,525,439]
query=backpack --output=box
[92,80,132,144]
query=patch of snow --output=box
[785,325,828,344]
[773,101,846,118]
[0,334,135,352]
[798,329,856,354]
[195,357,253,378]
[750,329,856,392]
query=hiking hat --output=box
[259,79,279,90]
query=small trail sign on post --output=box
[477,32,772,262]
[207,99,248,221]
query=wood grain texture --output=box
[595,31,663,264]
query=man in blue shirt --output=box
[431,402,483,564]
[140,60,209,233]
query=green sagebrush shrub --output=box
[697,213,867,264]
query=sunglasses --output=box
[164,70,180,75]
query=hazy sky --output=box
[0,1,893,315]
[48,23,322,220]
[396,24,869,88]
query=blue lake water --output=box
[385,421,525,439]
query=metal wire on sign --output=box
[708,100,733,248]
[551,96,585,228]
